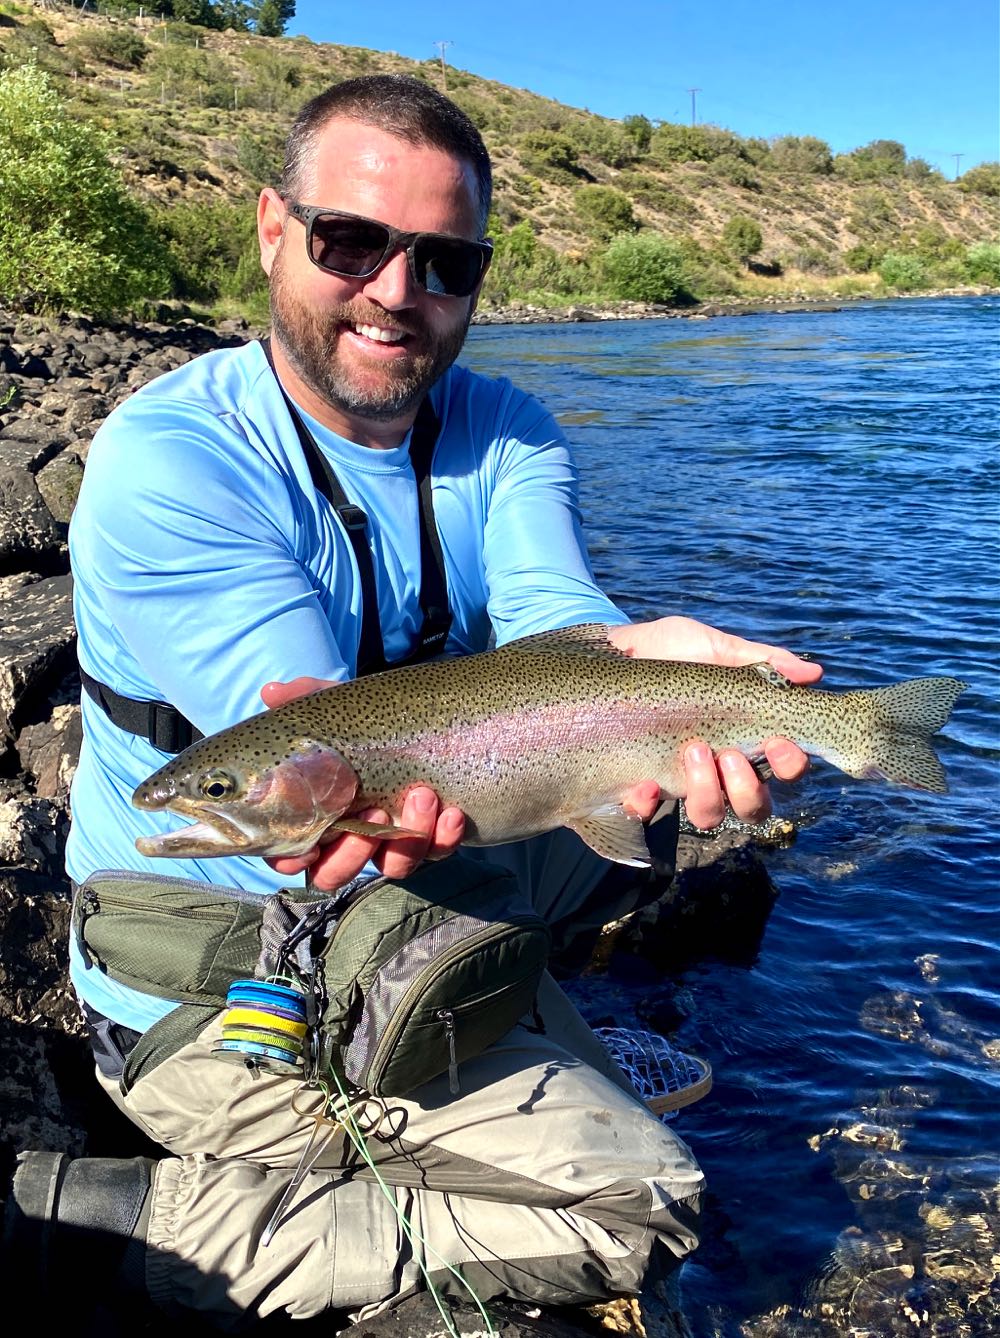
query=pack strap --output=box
[80,669,204,753]
[260,336,452,674]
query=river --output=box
[465,296,999,1337]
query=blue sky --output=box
[288,0,999,175]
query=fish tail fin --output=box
[858,677,967,793]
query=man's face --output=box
[260,119,484,438]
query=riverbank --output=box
[471,285,996,325]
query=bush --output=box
[877,252,928,291]
[964,242,1000,285]
[835,139,907,180]
[769,135,833,175]
[152,200,260,301]
[67,27,148,70]
[518,130,580,177]
[651,122,753,165]
[958,162,1000,197]
[844,243,883,273]
[721,214,763,265]
[601,233,690,304]
[0,64,168,314]
[574,186,636,240]
[622,114,652,155]
[712,154,761,190]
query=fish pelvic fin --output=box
[567,805,652,867]
[856,676,967,793]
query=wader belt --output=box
[81,338,452,754]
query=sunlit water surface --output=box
[465,297,1000,1336]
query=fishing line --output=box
[326,1070,497,1338]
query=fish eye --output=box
[198,769,239,801]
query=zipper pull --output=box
[437,1009,460,1094]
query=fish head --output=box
[132,733,360,860]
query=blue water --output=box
[465,297,1000,1334]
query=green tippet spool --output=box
[211,979,309,1074]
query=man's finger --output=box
[718,750,772,824]
[378,788,439,881]
[763,736,810,782]
[682,741,726,829]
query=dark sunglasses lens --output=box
[413,237,485,297]
[309,215,390,276]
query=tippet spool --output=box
[212,979,308,1074]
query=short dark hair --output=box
[280,75,493,234]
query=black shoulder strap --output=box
[260,336,452,675]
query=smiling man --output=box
[10,76,820,1326]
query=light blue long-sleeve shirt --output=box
[66,339,626,1029]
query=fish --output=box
[131,624,967,868]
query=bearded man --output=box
[7,75,818,1326]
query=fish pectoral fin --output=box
[328,817,423,840]
[567,806,652,867]
[749,662,794,688]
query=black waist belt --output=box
[82,337,452,755]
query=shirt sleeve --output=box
[70,396,350,737]
[477,383,630,644]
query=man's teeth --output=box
[354,323,403,343]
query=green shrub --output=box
[958,162,1000,197]
[769,135,833,175]
[712,154,761,191]
[651,122,753,165]
[152,199,260,301]
[518,130,580,177]
[0,64,168,315]
[721,214,763,265]
[236,131,278,184]
[964,242,1000,285]
[835,139,907,180]
[622,114,652,155]
[877,252,928,291]
[601,233,690,304]
[67,27,148,70]
[844,243,883,273]
[574,186,636,240]
[788,246,838,275]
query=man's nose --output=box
[360,247,417,310]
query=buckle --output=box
[338,504,368,532]
[147,701,188,754]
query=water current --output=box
[465,296,1000,1337]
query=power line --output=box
[951,152,964,180]
[686,87,701,127]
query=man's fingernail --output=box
[444,809,464,832]
[412,789,436,813]
[686,743,711,765]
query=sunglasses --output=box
[283,200,493,298]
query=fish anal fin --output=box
[567,805,652,867]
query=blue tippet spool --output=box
[212,978,309,1074]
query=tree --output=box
[0,65,168,315]
[958,162,1000,197]
[769,135,833,175]
[721,215,763,267]
[256,0,296,37]
[574,186,636,241]
[622,114,652,155]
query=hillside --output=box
[1,2,998,315]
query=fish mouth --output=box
[134,804,258,858]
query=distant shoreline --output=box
[471,286,996,327]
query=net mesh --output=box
[593,1027,711,1120]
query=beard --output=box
[269,245,473,424]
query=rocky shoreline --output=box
[0,306,794,1337]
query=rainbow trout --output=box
[132,624,966,867]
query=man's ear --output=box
[258,188,285,277]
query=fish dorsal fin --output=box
[567,804,652,867]
[503,623,631,661]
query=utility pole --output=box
[686,88,701,127]
[951,153,964,180]
[434,40,453,92]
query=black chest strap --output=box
[259,336,452,675]
[83,339,453,754]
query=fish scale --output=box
[132,624,967,867]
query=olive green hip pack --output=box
[72,856,551,1099]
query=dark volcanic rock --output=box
[0,573,76,732]
[0,465,66,573]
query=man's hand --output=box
[258,677,465,892]
[607,616,823,829]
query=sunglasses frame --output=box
[283,199,493,298]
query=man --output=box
[8,76,818,1324]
